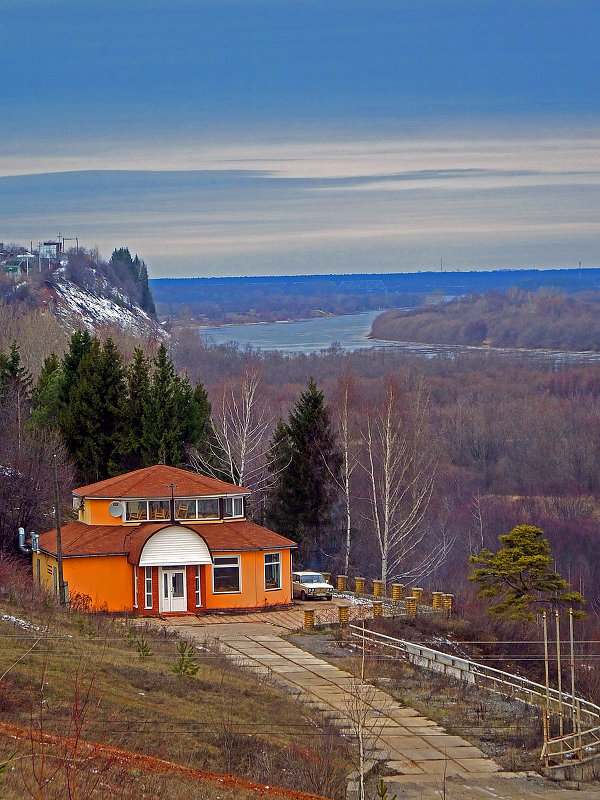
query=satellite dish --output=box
[108,501,125,518]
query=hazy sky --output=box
[1,1,599,278]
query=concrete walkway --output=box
[171,619,504,797]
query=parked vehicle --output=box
[292,571,334,600]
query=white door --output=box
[160,567,187,612]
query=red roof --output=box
[38,520,296,563]
[74,464,249,499]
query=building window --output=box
[145,567,153,608]
[197,498,219,519]
[126,500,148,522]
[195,565,202,607]
[148,500,170,520]
[133,568,138,608]
[36,558,41,585]
[175,499,197,520]
[264,552,281,590]
[52,566,58,596]
[223,496,243,518]
[212,556,241,593]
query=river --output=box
[199,310,600,363]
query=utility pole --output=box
[52,454,68,606]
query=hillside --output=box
[371,288,600,351]
[1,245,164,344]
[0,568,350,800]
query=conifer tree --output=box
[30,353,62,429]
[141,343,182,466]
[469,525,585,621]
[62,337,126,483]
[117,347,151,471]
[266,378,341,562]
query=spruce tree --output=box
[62,337,126,483]
[30,353,62,429]
[266,378,341,562]
[117,347,151,471]
[141,343,182,466]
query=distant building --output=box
[39,241,62,260]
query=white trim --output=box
[264,551,282,591]
[133,567,138,608]
[212,554,241,594]
[139,526,212,567]
[223,496,244,519]
[195,565,202,607]
[144,566,153,608]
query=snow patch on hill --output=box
[46,277,167,340]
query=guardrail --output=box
[349,624,600,769]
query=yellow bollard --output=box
[337,574,348,592]
[392,584,404,601]
[406,596,418,617]
[355,576,365,595]
[432,591,444,610]
[322,572,331,584]
[373,579,384,598]
[338,605,349,626]
[442,594,454,615]
[304,609,315,629]
[412,587,423,604]
[373,601,383,618]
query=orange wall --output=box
[60,556,133,611]
[203,549,292,610]
[36,549,292,614]
[83,498,122,526]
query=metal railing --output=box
[349,624,600,769]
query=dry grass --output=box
[0,600,351,800]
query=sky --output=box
[1,0,599,278]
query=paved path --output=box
[152,608,600,798]
[171,619,504,797]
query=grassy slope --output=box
[0,596,351,800]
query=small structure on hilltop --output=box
[36,464,295,614]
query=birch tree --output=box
[360,377,440,584]
[333,373,360,575]
[188,367,274,491]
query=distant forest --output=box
[372,288,600,351]
[151,267,600,325]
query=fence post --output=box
[406,596,417,617]
[412,587,423,604]
[432,591,444,610]
[392,584,404,602]
[322,572,331,584]
[442,594,454,615]
[337,575,348,592]
[304,609,315,629]
[373,579,384,598]
[338,605,349,626]
[373,601,383,619]
[355,576,365,595]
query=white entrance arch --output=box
[139,526,212,567]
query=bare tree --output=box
[188,367,275,493]
[332,373,360,575]
[359,377,442,584]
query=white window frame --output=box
[144,566,153,609]
[133,567,138,608]
[264,552,282,591]
[195,565,202,607]
[36,558,41,585]
[223,496,244,519]
[212,555,241,594]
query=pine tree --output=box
[469,525,585,621]
[30,353,62,429]
[0,342,32,401]
[141,343,182,466]
[266,378,341,562]
[117,347,151,471]
[62,337,126,483]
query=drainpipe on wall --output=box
[17,527,40,555]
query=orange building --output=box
[36,465,296,615]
